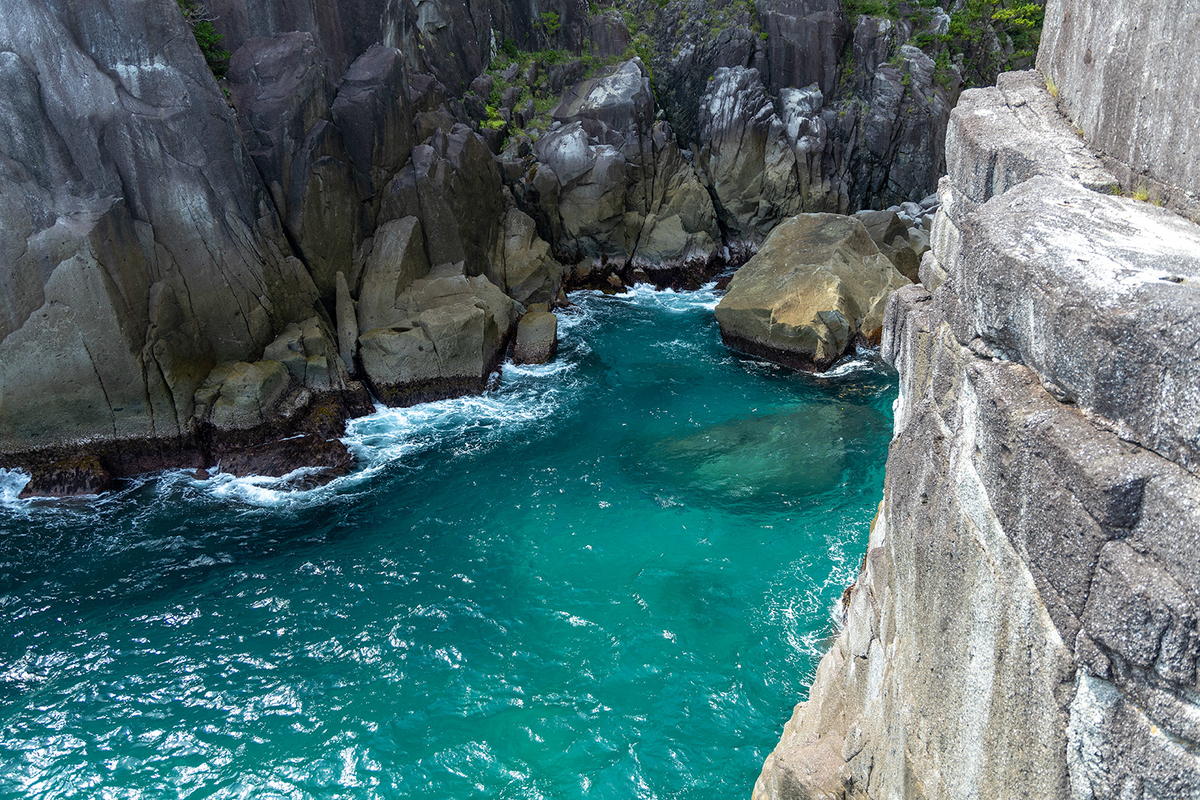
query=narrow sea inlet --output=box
[0,287,895,798]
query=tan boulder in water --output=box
[358,263,517,406]
[513,311,558,365]
[715,214,909,370]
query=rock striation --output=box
[0,0,374,495]
[505,58,722,284]
[753,5,1200,795]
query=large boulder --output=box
[358,264,518,405]
[715,214,909,369]
[513,310,558,365]
[553,57,656,137]
[195,360,296,432]
[534,122,628,263]
[261,315,350,392]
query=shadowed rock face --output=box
[697,67,804,245]
[754,65,1200,800]
[226,32,360,302]
[510,58,722,279]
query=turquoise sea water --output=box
[0,286,896,799]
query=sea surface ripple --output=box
[0,285,896,798]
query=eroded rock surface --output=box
[754,66,1200,800]
[715,214,908,370]
[358,263,517,406]
[508,58,722,282]
[512,310,558,365]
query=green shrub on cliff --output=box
[178,0,230,78]
[947,0,1045,81]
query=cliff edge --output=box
[754,1,1200,797]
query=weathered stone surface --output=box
[521,59,721,274]
[758,0,847,99]
[358,265,517,406]
[262,315,349,392]
[854,208,925,281]
[946,71,1118,205]
[495,209,563,306]
[553,57,655,136]
[17,454,114,499]
[379,124,504,284]
[0,0,334,471]
[227,32,359,301]
[1038,0,1200,197]
[715,214,908,369]
[697,67,803,246]
[356,216,431,333]
[589,11,630,59]
[335,271,358,375]
[513,311,558,365]
[195,360,294,432]
[757,59,1200,800]
[952,175,1200,474]
[331,45,416,200]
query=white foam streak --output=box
[0,469,31,506]
[822,346,883,378]
[577,282,721,312]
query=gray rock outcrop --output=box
[714,214,908,370]
[855,209,926,282]
[226,32,360,302]
[512,58,722,280]
[379,123,505,285]
[754,17,1200,794]
[1038,0,1200,198]
[494,209,564,306]
[358,263,517,406]
[697,67,806,247]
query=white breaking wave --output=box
[579,282,721,313]
[0,285,727,511]
[0,469,31,506]
[822,345,884,378]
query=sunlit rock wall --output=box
[754,3,1200,796]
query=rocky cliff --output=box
[753,1,1200,797]
[2,0,1005,495]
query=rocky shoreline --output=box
[0,0,954,498]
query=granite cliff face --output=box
[754,1,1200,797]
